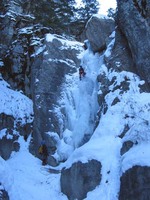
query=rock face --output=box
[30,34,82,164]
[0,114,14,131]
[114,2,150,197]
[119,166,150,200]
[80,16,115,52]
[0,185,9,200]
[3,24,50,97]
[120,141,134,156]
[0,113,30,160]
[61,160,102,200]
[0,111,33,160]
[0,136,19,160]
[117,0,150,86]
[105,28,135,74]
[0,0,50,96]
[0,1,34,162]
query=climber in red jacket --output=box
[79,65,86,80]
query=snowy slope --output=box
[1,31,150,200]
[0,76,33,125]
[0,75,66,199]
[0,136,67,200]
[0,75,33,143]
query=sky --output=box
[98,0,117,15]
[76,0,117,15]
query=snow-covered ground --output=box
[0,136,67,200]
[1,31,150,200]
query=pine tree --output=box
[71,0,99,37]
[30,0,99,37]
[78,0,99,21]
[107,8,117,19]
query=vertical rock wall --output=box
[30,34,82,165]
[117,0,150,87]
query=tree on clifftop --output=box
[31,0,99,37]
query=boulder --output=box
[61,159,101,200]
[81,15,115,52]
[120,141,134,156]
[0,135,19,160]
[119,166,150,200]
[0,114,14,130]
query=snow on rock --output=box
[0,61,4,67]
[0,77,33,125]
[0,156,13,193]
[104,37,115,58]
[46,33,82,52]
[93,14,112,20]
[0,129,8,139]
[121,143,150,173]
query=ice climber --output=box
[79,65,86,80]
[38,140,49,165]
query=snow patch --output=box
[0,78,33,125]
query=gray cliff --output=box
[30,34,83,166]
[117,0,150,87]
